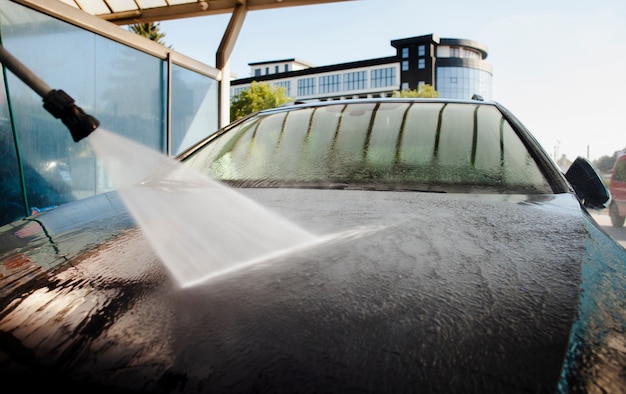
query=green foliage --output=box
[129,22,168,46]
[230,81,292,121]
[594,147,626,173]
[392,85,439,98]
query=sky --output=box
[160,0,626,162]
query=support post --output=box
[216,2,248,128]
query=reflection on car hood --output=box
[0,189,617,392]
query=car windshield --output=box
[183,101,552,194]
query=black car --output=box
[1,99,624,393]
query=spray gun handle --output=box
[43,89,74,118]
[42,89,100,142]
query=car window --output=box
[184,102,552,193]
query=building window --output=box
[401,82,409,90]
[402,61,409,71]
[343,71,367,91]
[467,49,481,59]
[275,65,279,73]
[418,59,425,69]
[273,81,291,96]
[232,86,247,96]
[297,77,316,96]
[254,68,261,77]
[418,45,425,56]
[402,47,409,58]
[436,66,492,100]
[450,47,460,57]
[265,67,269,75]
[284,64,289,72]
[319,74,341,94]
[371,67,396,88]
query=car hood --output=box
[0,189,603,392]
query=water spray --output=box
[0,44,99,142]
[0,44,323,288]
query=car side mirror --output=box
[565,156,610,209]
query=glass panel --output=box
[0,69,26,225]
[245,112,287,178]
[474,105,504,173]
[0,0,96,210]
[185,102,551,193]
[366,102,408,167]
[136,0,168,8]
[436,67,492,100]
[0,0,187,225]
[276,108,312,175]
[399,103,442,166]
[106,0,139,12]
[170,64,218,155]
[203,119,259,180]
[95,36,164,152]
[334,103,375,166]
[301,105,342,179]
[437,104,475,167]
[76,0,111,15]
[501,121,548,187]
[93,36,165,193]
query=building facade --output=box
[231,34,492,102]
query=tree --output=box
[556,154,572,170]
[594,147,626,173]
[392,85,439,98]
[230,81,292,121]
[129,22,168,46]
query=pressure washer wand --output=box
[0,44,99,142]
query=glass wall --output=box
[371,67,397,88]
[0,0,219,226]
[0,69,23,224]
[170,64,218,155]
[436,66,492,100]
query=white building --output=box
[231,34,493,102]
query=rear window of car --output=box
[185,102,552,194]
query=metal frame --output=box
[13,0,353,129]
[63,0,352,25]
[12,0,220,79]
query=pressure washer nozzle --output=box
[42,89,99,142]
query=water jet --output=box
[0,45,318,287]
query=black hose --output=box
[0,44,99,142]
[0,44,50,97]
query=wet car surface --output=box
[1,99,625,393]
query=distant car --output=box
[609,153,626,227]
[1,98,625,393]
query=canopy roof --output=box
[60,0,351,25]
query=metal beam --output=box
[100,0,352,25]
[217,2,248,127]
[216,2,247,71]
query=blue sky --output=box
[160,0,626,162]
